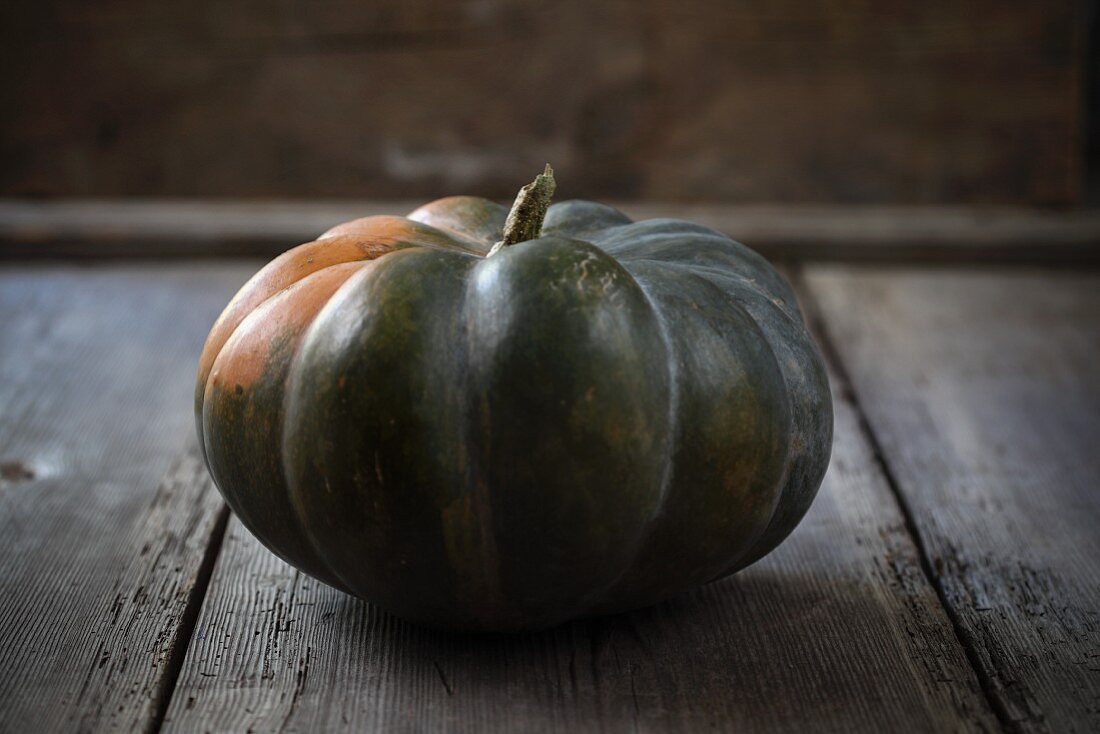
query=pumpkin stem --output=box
[491,164,556,255]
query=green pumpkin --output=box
[196,168,832,631]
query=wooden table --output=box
[1,207,1098,732]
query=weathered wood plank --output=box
[163,310,997,732]
[804,267,1100,732]
[0,264,255,731]
[2,199,1098,263]
[0,1,1083,204]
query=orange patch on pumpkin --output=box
[198,231,408,396]
[198,212,488,428]
[322,215,487,255]
[206,262,365,396]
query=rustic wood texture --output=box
[0,1,1084,204]
[3,257,1098,730]
[3,199,1099,263]
[804,267,1100,732]
[0,264,253,731]
[162,319,996,732]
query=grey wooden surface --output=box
[804,268,1100,733]
[0,264,255,732]
[0,260,1097,731]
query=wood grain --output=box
[163,303,997,732]
[0,264,255,731]
[804,267,1100,732]
[0,1,1084,204]
[3,199,1099,264]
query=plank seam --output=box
[789,266,1019,734]
[147,503,231,734]
[2,201,1100,265]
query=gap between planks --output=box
[147,503,230,734]
[0,264,255,733]
[800,265,1100,733]
[790,264,1017,731]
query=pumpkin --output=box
[196,167,832,631]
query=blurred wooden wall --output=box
[0,1,1089,203]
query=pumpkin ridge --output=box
[582,265,682,614]
[592,261,793,610]
[694,271,831,576]
[407,196,508,246]
[678,267,796,572]
[628,259,802,325]
[541,200,633,240]
[594,218,729,244]
[457,237,672,627]
[320,214,490,256]
[280,248,488,621]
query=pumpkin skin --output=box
[196,196,832,631]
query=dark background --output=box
[2,0,1096,206]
